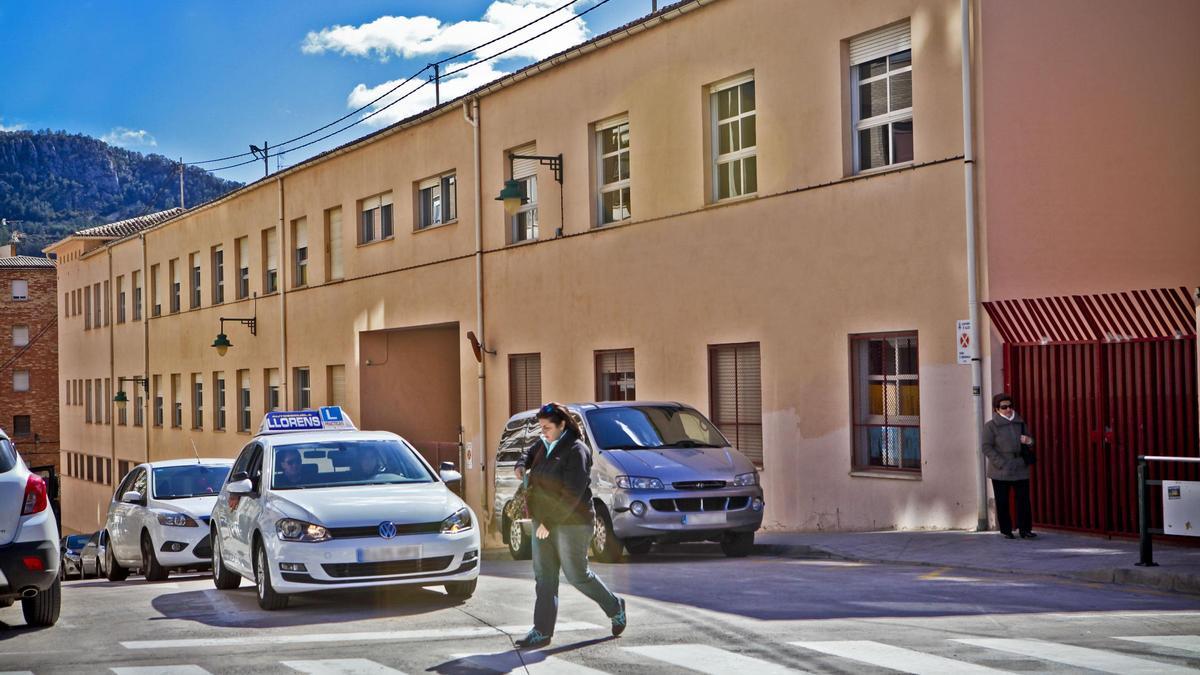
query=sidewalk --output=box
[756,529,1200,595]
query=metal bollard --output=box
[1135,459,1158,567]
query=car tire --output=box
[21,575,60,627]
[141,533,170,582]
[505,514,532,561]
[105,535,129,582]
[590,504,623,564]
[211,528,241,590]
[625,538,653,556]
[720,531,754,558]
[254,540,288,611]
[444,579,477,599]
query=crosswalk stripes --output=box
[790,640,1011,674]
[451,652,608,674]
[109,667,211,675]
[623,644,805,674]
[281,659,406,674]
[1118,635,1200,655]
[954,638,1198,674]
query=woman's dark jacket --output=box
[521,428,595,527]
[982,412,1033,481]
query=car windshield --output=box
[586,406,729,450]
[65,534,89,549]
[271,439,434,490]
[0,439,16,473]
[152,464,231,499]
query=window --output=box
[150,263,162,316]
[169,258,181,313]
[235,236,250,299]
[294,367,311,409]
[212,245,225,304]
[153,375,163,427]
[192,373,204,429]
[238,369,251,432]
[189,252,201,309]
[93,284,102,327]
[63,293,68,318]
[118,390,128,426]
[13,370,29,392]
[266,368,281,412]
[708,343,763,466]
[710,75,757,201]
[508,353,541,415]
[10,280,27,301]
[12,415,30,437]
[12,325,28,347]
[214,372,226,431]
[171,373,182,428]
[359,192,394,243]
[103,280,110,325]
[84,288,92,329]
[851,332,920,470]
[134,384,144,427]
[325,207,344,280]
[327,365,346,407]
[263,228,278,293]
[595,349,636,401]
[850,22,913,172]
[104,378,111,424]
[85,381,92,422]
[116,276,126,323]
[292,217,308,287]
[132,270,142,321]
[509,143,538,243]
[416,172,457,229]
[595,117,631,225]
[87,455,94,482]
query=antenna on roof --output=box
[189,438,201,464]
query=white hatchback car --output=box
[210,407,480,610]
[0,432,60,626]
[103,459,233,581]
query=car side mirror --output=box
[227,478,253,495]
[121,490,144,505]
[440,469,462,485]
[440,461,455,472]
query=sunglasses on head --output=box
[539,403,557,415]
[998,403,1013,410]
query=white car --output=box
[0,431,60,626]
[103,458,233,581]
[210,407,480,610]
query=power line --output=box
[432,0,583,65]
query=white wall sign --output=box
[957,319,972,365]
[1164,480,1200,537]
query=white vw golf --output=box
[209,407,480,610]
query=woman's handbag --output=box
[1020,446,1037,466]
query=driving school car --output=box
[209,407,480,610]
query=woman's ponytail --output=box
[536,401,581,439]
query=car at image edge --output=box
[0,430,61,626]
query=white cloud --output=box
[102,127,158,148]
[305,0,595,126]
[0,118,24,132]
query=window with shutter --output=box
[595,349,636,401]
[326,207,344,280]
[849,21,913,172]
[327,364,346,407]
[708,343,763,466]
[509,143,539,244]
[10,280,27,301]
[509,353,542,415]
[292,217,308,288]
[263,228,279,293]
[851,332,920,471]
[236,237,250,299]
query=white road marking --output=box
[1117,636,1200,655]
[955,638,1198,674]
[110,667,211,675]
[282,658,406,674]
[791,640,1012,674]
[121,622,601,650]
[623,644,806,674]
[452,652,608,674]
[0,671,35,675]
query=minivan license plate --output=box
[357,545,421,563]
[682,512,726,526]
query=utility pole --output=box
[178,158,185,209]
[431,63,441,106]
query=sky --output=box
[0,0,654,185]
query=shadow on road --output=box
[425,636,614,674]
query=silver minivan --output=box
[493,401,764,561]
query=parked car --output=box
[210,407,480,610]
[0,430,61,626]
[494,401,765,562]
[103,459,233,582]
[60,533,89,579]
[78,531,101,578]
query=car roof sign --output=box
[259,406,357,435]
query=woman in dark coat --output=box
[982,392,1037,539]
[513,402,626,649]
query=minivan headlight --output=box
[733,472,759,487]
[276,518,331,542]
[156,512,198,527]
[616,476,664,490]
[441,507,473,534]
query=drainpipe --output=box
[107,247,117,484]
[278,177,289,409]
[962,0,988,531]
[464,98,488,523]
[140,233,151,463]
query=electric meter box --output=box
[1163,480,1200,537]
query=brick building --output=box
[0,246,58,470]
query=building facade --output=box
[48,0,1199,537]
[0,248,58,471]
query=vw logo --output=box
[378,521,397,539]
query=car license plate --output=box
[682,512,727,526]
[357,544,421,563]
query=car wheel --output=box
[444,579,477,599]
[21,575,60,627]
[211,528,241,590]
[141,533,170,582]
[625,538,653,556]
[720,531,754,558]
[590,504,623,563]
[105,535,129,581]
[254,540,288,611]
[505,515,531,561]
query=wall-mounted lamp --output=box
[495,152,563,217]
[213,293,257,357]
[113,376,149,411]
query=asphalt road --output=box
[3,544,1200,673]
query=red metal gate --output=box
[985,287,1198,536]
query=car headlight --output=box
[156,512,199,527]
[616,475,664,490]
[733,472,759,487]
[441,507,473,534]
[276,518,331,542]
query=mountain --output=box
[0,130,242,256]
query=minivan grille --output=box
[672,481,727,490]
[650,496,750,513]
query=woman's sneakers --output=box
[515,628,551,650]
[611,596,627,637]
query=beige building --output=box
[49,0,1199,537]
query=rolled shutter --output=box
[509,354,542,415]
[327,208,343,279]
[266,229,278,270]
[329,365,346,407]
[294,218,308,249]
[849,21,911,66]
[511,143,538,179]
